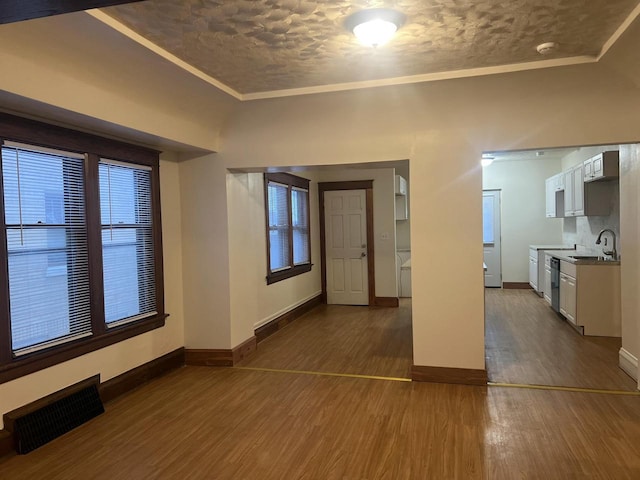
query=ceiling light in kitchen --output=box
[345,9,406,47]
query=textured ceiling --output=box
[104,0,639,95]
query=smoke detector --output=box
[536,42,558,55]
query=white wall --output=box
[0,158,186,429]
[315,167,398,298]
[561,146,621,253]
[482,157,564,283]
[395,163,411,250]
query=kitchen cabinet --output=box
[563,163,612,217]
[395,175,408,221]
[559,271,577,325]
[583,151,619,183]
[529,251,538,291]
[545,173,564,218]
[558,260,621,336]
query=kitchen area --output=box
[483,145,637,391]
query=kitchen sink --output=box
[569,255,601,260]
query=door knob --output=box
[361,252,367,257]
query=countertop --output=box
[529,244,576,251]
[543,249,620,266]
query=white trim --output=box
[253,290,322,330]
[597,3,640,61]
[242,56,597,100]
[619,347,639,382]
[86,9,243,101]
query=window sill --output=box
[266,263,312,285]
[0,313,168,385]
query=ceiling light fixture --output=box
[345,8,406,47]
[536,42,558,55]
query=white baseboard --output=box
[619,347,638,381]
[253,290,322,329]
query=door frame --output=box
[318,181,375,306]
[482,188,502,288]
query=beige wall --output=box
[0,158,185,429]
[315,168,398,298]
[619,145,640,378]
[227,172,322,347]
[482,157,564,283]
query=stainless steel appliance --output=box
[550,257,560,313]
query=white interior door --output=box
[483,190,502,288]
[325,189,369,305]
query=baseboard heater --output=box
[3,375,104,454]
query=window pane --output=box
[292,188,309,265]
[268,182,290,271]
[99,161,156,326]
[2,146,91,354]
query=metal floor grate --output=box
[13,384,104,454]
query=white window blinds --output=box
[99,159,156,327]
[267,181,290,272]
[2,143,91,355]
[292,187,310,265]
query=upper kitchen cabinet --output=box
[545,173,564,218]
[395,175,408,221]
[564,162,612,217]
[583,151,619,183]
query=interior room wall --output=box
[394,163,411,251]
[0,156,186,429]
[314,167,398,299]
[619,144,639,378]
[560,146,621,253]
[227,171,322,348]
[482,156,564,283]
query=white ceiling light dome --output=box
[345,8,406,47]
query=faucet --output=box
[596,229,617,260]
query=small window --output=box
[264,173,311,284]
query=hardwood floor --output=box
[238,299,413,379]
[2,366,640,478]
[485,288,637,391]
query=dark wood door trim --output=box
[318,181,375,306]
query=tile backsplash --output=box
[562,182,620,256]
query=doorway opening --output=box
[481,144,637,392]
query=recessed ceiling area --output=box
[100,0,640,98]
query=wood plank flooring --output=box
[485,288,637,391]
[2,366,640,478]
[238,299,413,379]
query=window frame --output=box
[0,113,166,385]
[264,172,311,285]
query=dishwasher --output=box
[550,257,561,313]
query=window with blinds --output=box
[0,113,165,384]
[264,173,311,284]
[1,143,91,355]
[99,160,156,327]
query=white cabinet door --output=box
[565,275,577,325]
[564,170,574,216]
[573,164,585,216]
[545,178,555,217]
[543,265,552,305]
[529,256,538,290]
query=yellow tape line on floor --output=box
[488,381,640,396]
[233,366,412,382]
